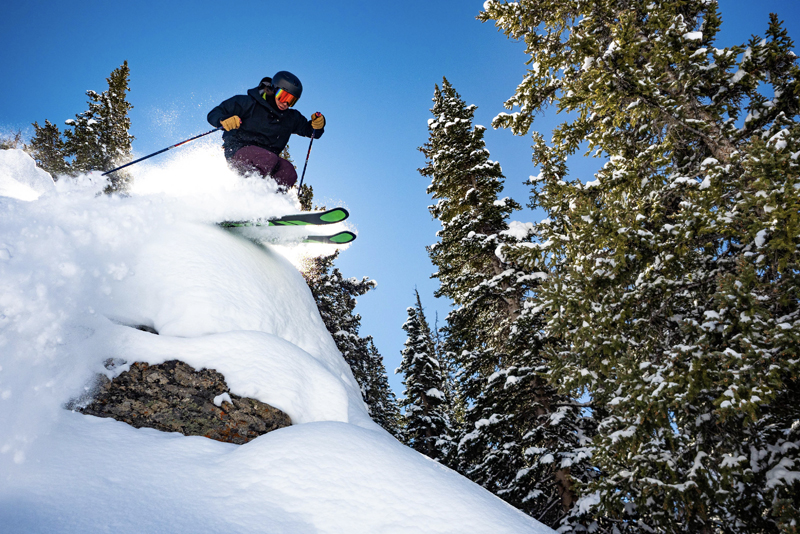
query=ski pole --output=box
[102,127,222,176]
[297,129,316,189]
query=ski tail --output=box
[269,207,349,226]
[219,207,349,228]
[219,220,263,228]
[303,231,357,245]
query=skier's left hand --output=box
[311,112,325,129]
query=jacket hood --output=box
[247,87,285,116]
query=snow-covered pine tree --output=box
[364,339,404,440]
[64,61,134,192]
[28,120,71,178]
[420,78,593,528]
[430,312,461,427]
[303,252,403,439]
[480,1,800,531]
[425,310,464,443]
[63,106,101,173]
[398,290,452,460]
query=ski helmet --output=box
[271,71,303,100]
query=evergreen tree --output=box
[481,1,800,531]
[297,184,313,211]
[64,61,134,192]
[420,78,593,527]
[280,143,293,164]
[430,312,462,432]
[398,290,452,460]
[290,145,317,213]
[0,130,24,150]
[364,339,404,439]
[28,120,71,178]
[303,251,403,439]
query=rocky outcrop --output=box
[78,360,291,444]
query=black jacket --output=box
[207,87,323,158]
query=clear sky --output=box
[2,0,799,397]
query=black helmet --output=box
[272,71,303,100]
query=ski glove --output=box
[221,116,241,131]
[311,112,325,129]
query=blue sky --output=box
[2,0,799,396]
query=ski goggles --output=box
[275,88,299,107]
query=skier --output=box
[207,71,325,188]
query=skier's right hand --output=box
[221,116,241,131]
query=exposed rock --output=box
[134,325,158,335]
[78,360,291,444]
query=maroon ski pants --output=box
[230,146,297,188]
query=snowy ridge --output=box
[0,149,552,533]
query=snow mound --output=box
[2,418,546,533]
[0,148,56,200]
[0,150,552,533]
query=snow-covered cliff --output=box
[0,149,552,533]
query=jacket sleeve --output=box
[207,95,251,128]
[291,112,324,140]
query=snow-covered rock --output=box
[78,359,293,444]
[0,149,553,533]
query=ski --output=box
[220,207,349,228]
[303,231,357,245]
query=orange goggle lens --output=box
[275,88,299,107]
